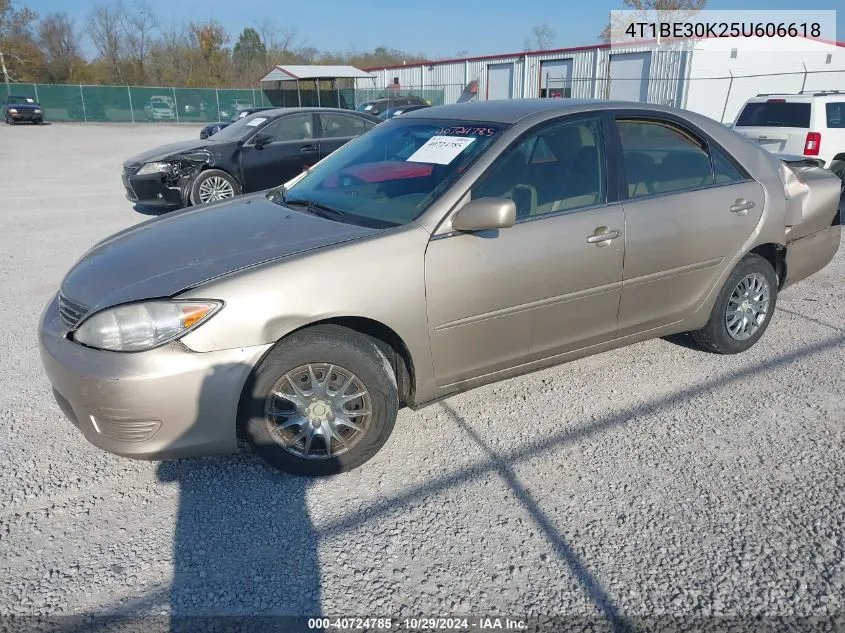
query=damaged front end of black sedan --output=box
[122,149,215,210]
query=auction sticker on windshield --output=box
[407,136,476,165]
[246,117,267,127]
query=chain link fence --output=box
[0,83,448,123]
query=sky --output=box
[23,0,844,60]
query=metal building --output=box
[357,38,845,123]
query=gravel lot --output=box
[0,123,843,631]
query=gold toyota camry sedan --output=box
[39,99,842,476]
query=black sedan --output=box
[199,106,276,139]
[123,107,380,210]
[4,95,44,124]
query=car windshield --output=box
[210,113,273,141]
[8,96,35,104]
[152,103,171,110]
[274,118,508,227]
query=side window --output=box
[712,145,748,184]
[826,102,845,129]
[259,114,314,142]
[617,119,714,197]
[474,118,605,220]
[320,113,368,139]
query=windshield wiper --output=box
[283,197,348,223]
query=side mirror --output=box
[451,198,516,232]
[253,133,271,149]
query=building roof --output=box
[260,65,374,82]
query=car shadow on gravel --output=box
[133,203,172,216]
[151,362,322,632]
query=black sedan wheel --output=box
[189,169,242,206]
[242,325,399,476]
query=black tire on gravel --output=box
[691,253,778,354]
[241,325,399,476]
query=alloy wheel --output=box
[197,176,235,203]
[264,363,373,460]
[725,272,770,341]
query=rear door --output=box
[316,112,376,161]
[614,116,764,336]
[239,113,318,191]
[733,98,812,155]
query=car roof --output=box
[250,107,379,119]
[399,98,687,124]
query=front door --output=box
[239,113,318,192]
[614,117,765,336]
[425,116,623,385]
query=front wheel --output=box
[189,169,241,206]
[691,253,778,354]
[242,325,399,476]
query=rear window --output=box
[735,102,811,128]
[826,102,845,129]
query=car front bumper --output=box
[122,170,186,209]
[8,111,43,122]
[38,294,273,460]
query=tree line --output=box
[0,0,439,88]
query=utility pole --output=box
[0,51,10,95]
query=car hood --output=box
[124,139,220,166]
[60,193,381,314]
[7,102,40,109]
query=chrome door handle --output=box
[586,227,622,245]
[730,199,755,213]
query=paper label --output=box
[246,117,267,127]
[406,136,476,165]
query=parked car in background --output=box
[733,91,845,181]
[199,106,276,139]
[123,107,380,209]
[181,98,208,117]
[218,99,255,120]
[45,100,841,476]
[355,95,430,117]
[378,104,431,120]
[4,95,44,124]
[144,100,176,121]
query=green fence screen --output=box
[2,83,445,123]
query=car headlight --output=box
[34,108,42,113]
[8,108,17,114]
[137,162,172,175]
[73,300,222,352]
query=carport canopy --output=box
[259,65,375,107]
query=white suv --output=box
[733,91,845,180]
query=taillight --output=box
[804,132,821,156]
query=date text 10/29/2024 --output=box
[307,617,528,631]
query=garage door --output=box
[608,52,651,102]
[540,60,573,98]
[487,63,514,100]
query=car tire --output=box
[691,254,778,354]
[189,169,242,206]
[241,325,399,476]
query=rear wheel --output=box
[691,254,777,354]
[189,169,241,206]
[242,325,399,476]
